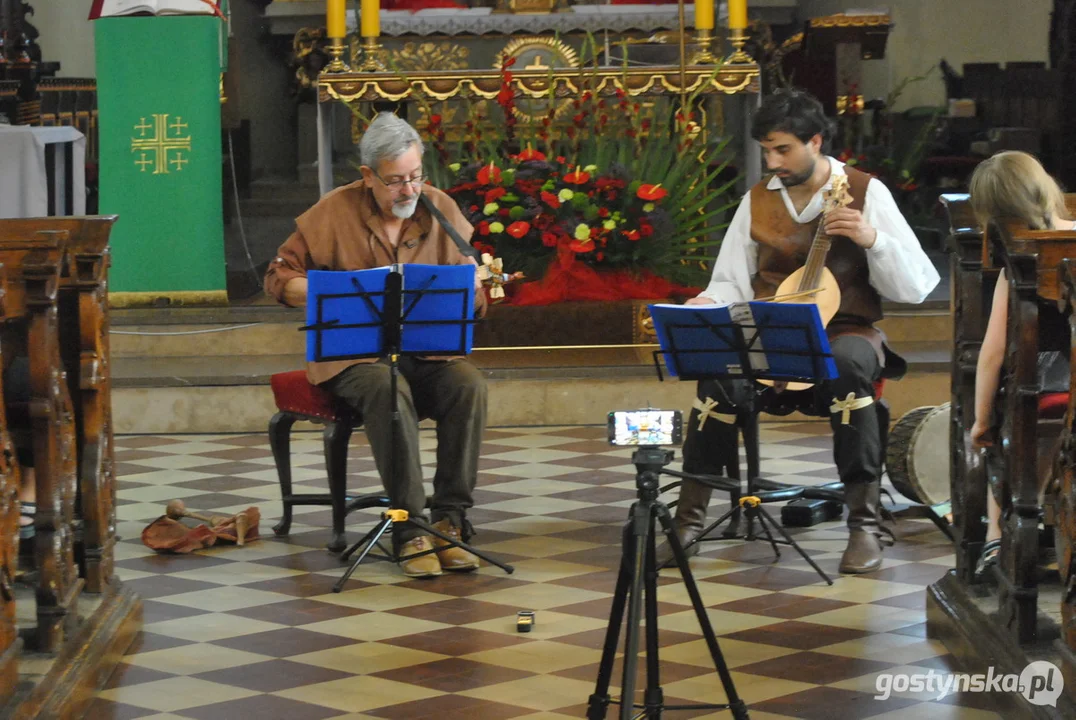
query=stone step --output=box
[110,344,950,434]
[109,304,953,358]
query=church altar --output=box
[266,1,799,38]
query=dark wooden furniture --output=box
[0,217,140,719]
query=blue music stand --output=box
[302,263,514,587]
[647,301,837,384]
[646,300,839,585]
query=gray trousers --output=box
[323,358,487,542]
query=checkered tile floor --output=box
[87,423,999,720]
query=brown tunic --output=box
[265,181,487,385]
[748,166,884,355]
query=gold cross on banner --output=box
[130,113,193,175]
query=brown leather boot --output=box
[431,519,480,572]
[655,478,714,568]
[839,481,889,574]
[398,536,443,578]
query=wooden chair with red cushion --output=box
[268,370,389,553]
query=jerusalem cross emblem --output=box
[130,114,193,175]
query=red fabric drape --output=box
[508,261,700,306]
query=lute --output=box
[757,175,853,391]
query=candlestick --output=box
[695,0,714,31]
[326,0,346,39]
[725,25,753,64]
[359,36,385,72]
[361,0,380,38]
[691,27,718,64]
[727,0,748,31]
[325,37,351,73]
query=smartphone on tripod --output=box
[607,409,683,447]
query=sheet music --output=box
[647,301,836,382]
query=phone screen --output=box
[608,410,683,446]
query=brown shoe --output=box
[431,519,480,571]
[399,536,443,578]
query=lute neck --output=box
[798,221,833,292]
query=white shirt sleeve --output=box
[863,178,941,304]
[700,192,755,304]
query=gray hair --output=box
[359,112,423,169]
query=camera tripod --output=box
[587,446,749,720]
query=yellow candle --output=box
[695,0,714,31]
[361,0,380,38]
[727,0,748,30]
[326,0,346,38]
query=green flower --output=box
[558,188,574,202]
[584,164,598,174]
[543,180,556,192]
[483,202,499,215]
[489,221,505,234]
[502,193,520,203]
[509,206,526,220]
[643,202,655,212]
[603,219,616,230]
[583,205,599,221]
[448,162,461,172]
[574,224,590,241]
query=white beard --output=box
[392,197,419,219]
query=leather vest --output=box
[749,165,883,330]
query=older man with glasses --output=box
[265,112,487,579]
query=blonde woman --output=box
[968,150,1075,575]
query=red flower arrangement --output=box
[446,155,687,303]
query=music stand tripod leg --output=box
[334,515,395,592]
[682,503,739,555]
[748,501,834,586]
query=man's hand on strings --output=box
[823,207,877,249]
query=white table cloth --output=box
[0,124,87,219]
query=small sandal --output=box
[975,538,1001,578]
[19,501,35,540]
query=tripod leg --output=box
[333,518,393,592]
[682,504,737,555]
[655,503,750,720]
[642,511,664,718]
[755,507,834,586]
[750,506,783,560]
[619,503,650,720]
[587,523,635,720]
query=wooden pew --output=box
[1057,259,1076,658]
[941,193,996,583]
[0,217,118,596]
[0,231,83,652]
[0,217,139,718]
[0,261,22,706]
[987,219,1076,645]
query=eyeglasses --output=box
[374,170,426,190]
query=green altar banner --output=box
[96,15,226,299]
